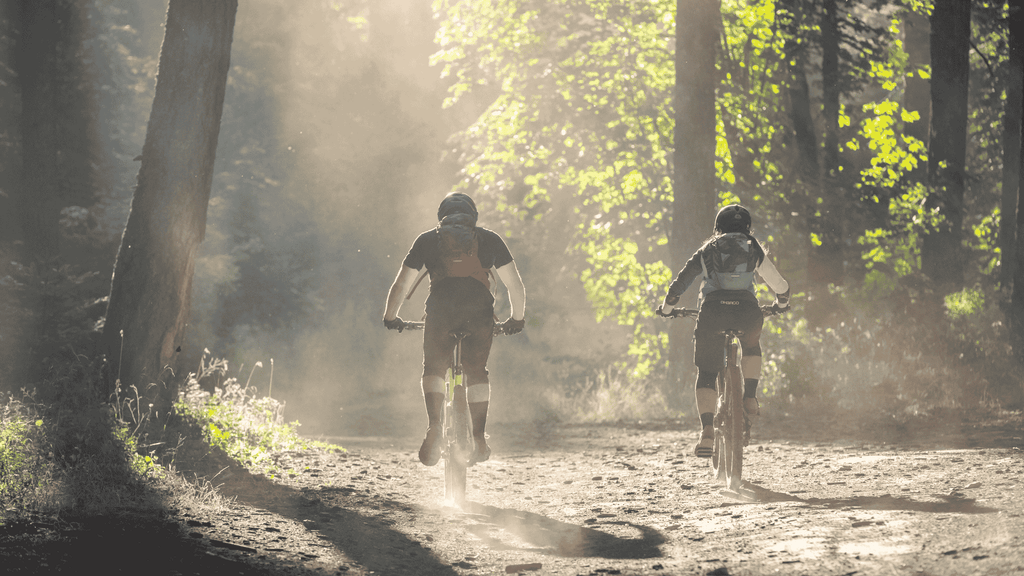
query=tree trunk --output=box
[807,0,845,288]
[669,0,720,409]
[921,0,971,292]
[103,0,237,415]
[902,9,931,184]
[11,0,95,262]
[1001,0,1023,289]
[1007,0,1024,363]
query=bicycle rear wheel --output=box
[443,384,471,504]
[710,374,727,482]
[721,365,744,491]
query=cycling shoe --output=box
[693,426,714,458]
[418,426,442,466]
[468,437,491,465]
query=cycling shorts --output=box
[693,290,763,372]
[422,293,495,384]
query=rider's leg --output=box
[740,337,763,419]
[693,369,718,457]
[421,308,454,466]
[462,308,495,464]
[418,376,445,466]
[467,382,490,460]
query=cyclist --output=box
[383,192,526,466]
[658,204,790,458]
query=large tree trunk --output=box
[1001,0,1023,289]
[11,0,95,262]
[669,0,720,409]
[807,0,844,288]
[1007,0,1024,364]
[920,0,970,292]
[103,0,237,415]
[902,9,931,185]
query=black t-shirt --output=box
[403,226,514,305]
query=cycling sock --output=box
[424,392,444,429]
[469,401,488,438]
[699,412,713,428]
[743,378,758,399]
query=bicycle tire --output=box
[711,373,727,482]
[722,364,744,491]
[443,383,471,504]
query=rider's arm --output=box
[383,265,420,321]
[660,251,703,314]
[496,261,526,321]
[756,256,790,305]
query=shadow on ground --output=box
[463,501,665,558]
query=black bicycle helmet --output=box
[714,204,752,234]
[437,192,479,222]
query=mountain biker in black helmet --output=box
[658,203,790,458]
[383,192,527,467]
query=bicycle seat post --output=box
[450,330,470,376]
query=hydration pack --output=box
[700,232,763,291]
[436,213,490,289]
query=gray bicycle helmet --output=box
[437,192,478,222]
[714,204,752,234]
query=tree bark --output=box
[103,0,237,415]
[1007,0,1024,363]
[902,9,931,184]
[807,0,845,287]
[11,0,95,262]
[920,0,971,292]
[1001,0,1023,289]
[669,0,720,409]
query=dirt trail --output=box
[4,416,1020,575]
[168,415,1024,576]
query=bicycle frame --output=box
[659,303,786,496]
[395,320,506,506]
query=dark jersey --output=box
[403,227,514,305]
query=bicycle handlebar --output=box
[390,320,513,336]
[656,303,790,319]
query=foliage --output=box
[0,399,51,510]
[0,254,109,392]
[173,353,343,477]
[0,356,159,518]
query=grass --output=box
[171,351,343,478]
[0,349,343,522]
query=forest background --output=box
[1,0,1023,448]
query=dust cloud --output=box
[175,0,624,438]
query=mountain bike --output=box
[659,304,787,497]
[397,320,506,505]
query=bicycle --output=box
[659,304,787,497]
[396,320,507,505]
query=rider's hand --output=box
[499,318,525,335]
[383,317,406,332]
[657,300,675,317]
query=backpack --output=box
[436,213,491,289]
[700,232,763,292]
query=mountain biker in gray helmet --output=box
[383,192,527,467]
[658,203,790,458]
